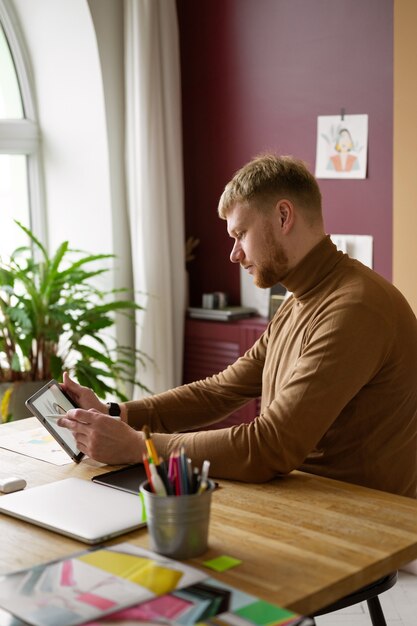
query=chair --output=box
[309,571,397,626]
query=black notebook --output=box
[92,464,148,495]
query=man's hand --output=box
[61,372,107,413]
[57,409,146,464]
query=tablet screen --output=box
[25,379,84,462]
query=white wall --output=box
[12,0,113,257]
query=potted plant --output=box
[0,221,150,422]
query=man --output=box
[58,154,417,497]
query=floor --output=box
[315,571,417,625]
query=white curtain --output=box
[124,0,186,395]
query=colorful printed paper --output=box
[0,543,312,626]
[0,543,206,626]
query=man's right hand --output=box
[61,372,108,413]
[57,409,144,464]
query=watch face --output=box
[108,402,121,416]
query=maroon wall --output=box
[177,0,393,306]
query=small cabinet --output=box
[183,316,268,428]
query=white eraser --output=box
[0,477,27,494]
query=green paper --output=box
[203,555,242,572]
[235,599,296,625]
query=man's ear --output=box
[276,199,295,234]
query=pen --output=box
[168,451,179,495]
[179,447,190,495]
[169,451,181,496]
[156,458,174,495]
[186,457,193,485]
[191,466,200,494]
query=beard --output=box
[253,230,289,289]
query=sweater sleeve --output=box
[125,328,268,431]
[126,294,394,483]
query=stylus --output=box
[45,413,121,420]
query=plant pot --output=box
[0,381,48,422]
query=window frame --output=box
[0,0,46,243]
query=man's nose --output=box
[230,241,243,263]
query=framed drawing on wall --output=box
[315,113,368,179]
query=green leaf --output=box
[11,352,22,372]
[50,355,64,380]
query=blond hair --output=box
[218,154,322,222]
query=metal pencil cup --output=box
[140,480,215,560]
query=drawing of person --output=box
[327,128,359,173]
[52,402,67,415]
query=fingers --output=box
[57,410,101,453]
[58,409,113,430]
[62,371,80,396]
[56,409,136,464]
[61,372,80,406]
[57,409,91,428]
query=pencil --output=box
[142,425,159,465]
[142,452,152,484]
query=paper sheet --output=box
[0,425,72,465]
[330,234,373,268]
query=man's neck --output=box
[285,228,326,271]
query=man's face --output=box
[226,202,289,288]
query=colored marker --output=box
[197,459,211,494]
[149,463,167,496]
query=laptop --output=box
[0,478,146,544]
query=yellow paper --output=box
[78,550,183,595]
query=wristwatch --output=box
[107,402,121,417]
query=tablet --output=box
[25,379,84,463]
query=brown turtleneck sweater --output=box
[126,236,417,497]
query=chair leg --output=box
[367,596,388,626]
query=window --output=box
[0,20,23,118]
[0,2,44,258]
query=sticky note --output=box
[235,599,297,625]
[202,555,242,572]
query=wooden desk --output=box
[1,418,417,616]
